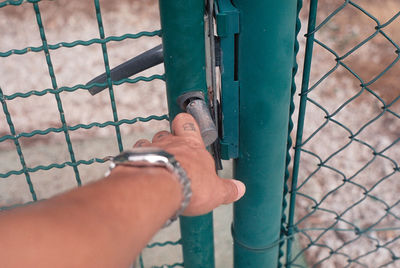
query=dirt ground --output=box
[1,0,400,267]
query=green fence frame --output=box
[286,0,318,264]
[231,1,298,267]
[159,1,301,267]
[159,1,215,267]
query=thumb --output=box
[220,179,246,204]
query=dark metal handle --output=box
[86,44,163,95]
[186,99,218,147]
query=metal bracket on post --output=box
[215,0,239,159]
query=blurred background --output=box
[0,0,167,202]
[293,1,400,266]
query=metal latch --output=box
[215,0,239,159]
[177,91,218,147]
[86,0,239,160]
[86,45,219,148]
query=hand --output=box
[133,113,246,216]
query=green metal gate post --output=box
[158,1,215,267]
[231,0,297,267]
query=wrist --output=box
[108,165,183,220]
[110,165,177,181]
[106,148,192,227]
[110,165,182,194]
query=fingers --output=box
[133,139,151,148]
[220,179,246,204]
[172,113,203,145]
[152,131,171,143]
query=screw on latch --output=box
[177,91,218,147]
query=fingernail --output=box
[232,180,246,201]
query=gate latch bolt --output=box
[177,91,218,147]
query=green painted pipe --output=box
[179,214,215,268]
[158,1,215,267]
[287,0,319,265]
[231,0,297,267]
[159,0,209,118]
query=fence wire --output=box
[282,0,400,267]
[0,1,180,267]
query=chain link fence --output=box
[0,1,182,267]
[283,0,400,267]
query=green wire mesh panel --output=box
[0,0,182,267]
[282,0,400,267]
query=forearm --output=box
[0,113,246,268]
[0,166,182,268]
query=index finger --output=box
[172,113,204,145]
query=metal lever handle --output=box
[86,44,163,95]
[186,99,218,147]
[177,92,218,147]
[86,41,221,96]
